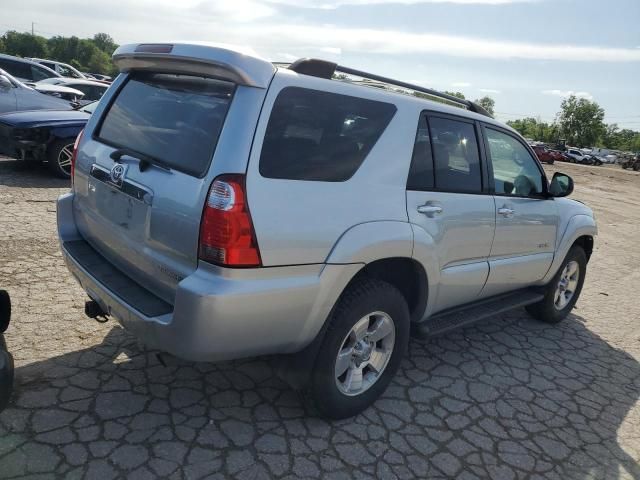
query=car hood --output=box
[0,109,90,127]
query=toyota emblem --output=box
[109,163,127,186]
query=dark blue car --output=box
[0,102,95,178]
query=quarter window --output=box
[407,114,434,190]
[430,117,482,193]
[485,128,543,197]
[259,87,396,182]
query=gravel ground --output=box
[0,157,639,479]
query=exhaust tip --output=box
[85,300,109,323]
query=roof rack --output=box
[286,58,493,118]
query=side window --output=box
[30,65,50,82]
[485,128,544,197]
[2,60,30,80]
[407,114,434,190]
[429,116,482,193]
[259,87,396,182]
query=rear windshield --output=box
[97,72,234,177]
[259,87,396,181]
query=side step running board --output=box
[412,289,544,339]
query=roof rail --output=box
[287,58,492,118]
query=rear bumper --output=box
[57,193,359,362]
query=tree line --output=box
[507,96,640,152]
[427,89,638,152]
[2,30,637,151]
[0,31,118,76]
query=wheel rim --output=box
[554,260,580,310]
[334,311,395,396]
[57,143,74,175]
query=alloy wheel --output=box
[334,311,395,396]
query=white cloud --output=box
[271,0,538,6]
[542,89,593,100]
[319,46,343,55]
[275,52,298,61]
[229,25,640,63]
[452,81,471,87]
[479,88,501,93]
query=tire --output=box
[0,290,10,333]
[633,163,640,172]
[47,138,75,179]
[526,246,587,324]
[304,278,410,419]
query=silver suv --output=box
[57,43,597,419]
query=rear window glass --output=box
[259,87,396,181]
[97,72,234,177]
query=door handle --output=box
[417,204,443,216]
[498,207,515,217]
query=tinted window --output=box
[0,59,30,80]
[429,117,482,193]
[407,114,434,190]
[259,87,396,181]
[485,128,543,196]
[30,65,51,82]
[97,72,234,177]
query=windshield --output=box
[80,102,98,114]
[97,72,235,177]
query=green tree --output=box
[92,33,118,54]
[443,91,465,99]
[557,95,605,147]
[473,96,495,116]
[0,31,48,58]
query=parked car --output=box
[29,58,88,79]
[37,78,108,105]
[0,54,61,84]
[0,290,13,413]
[532,145,555,164]
[548,149,566,163]
[0,68,74,115]
[33,83,85,103]
[0,102,95,177]
[88,73,113,83]
[57,43,596,419]
[566,148,593,164]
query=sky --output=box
[3,0,639,129]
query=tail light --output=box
[70,129,84,186]
[199,174,261,267]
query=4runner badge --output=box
[109,163,127,187]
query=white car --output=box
[36,78,108,105]
[33,83,85,102]
[29,58,87,79]
[566,148,592,164]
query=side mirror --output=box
[0,75,12,90]
[549,172,574,197]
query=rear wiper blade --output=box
[109,148,171,172]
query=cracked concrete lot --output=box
[0,157,639,479]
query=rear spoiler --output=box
[112,43,276,88]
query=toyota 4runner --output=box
[57,43,597,419]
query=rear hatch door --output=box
[72,47,273,303]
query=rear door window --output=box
[429,116,483,193]
[97,72,234,177]
[259,87,396,181]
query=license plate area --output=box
[89,164,151,231]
